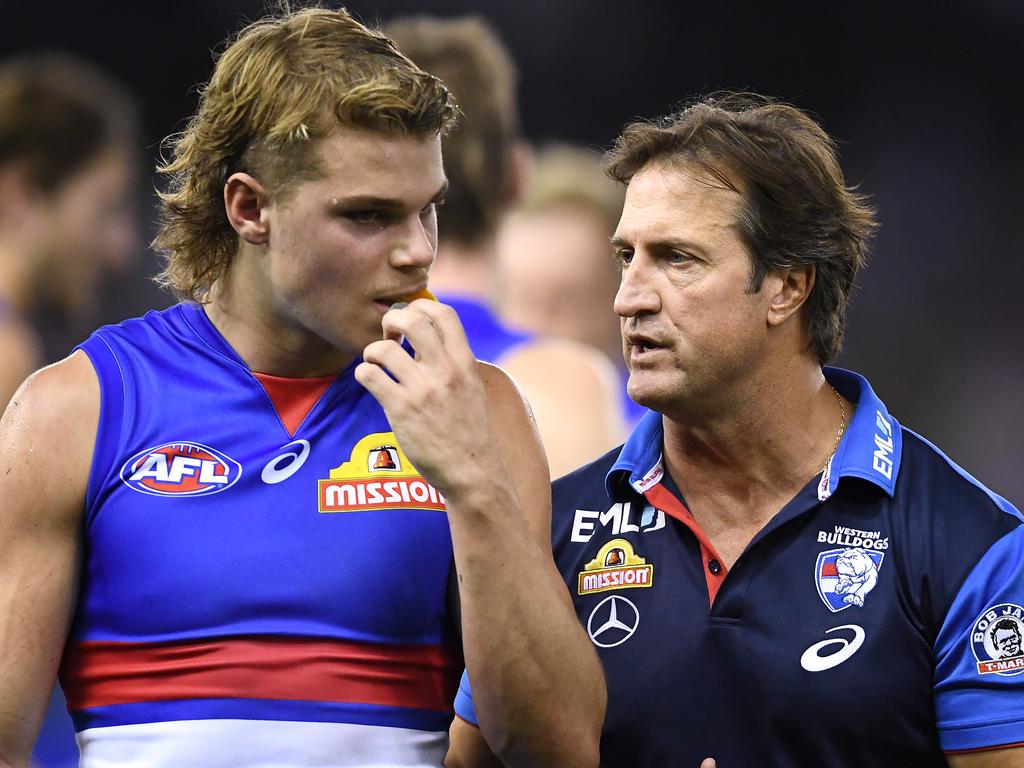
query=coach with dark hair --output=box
[454,93,1024,767]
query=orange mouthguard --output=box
[406,287,437,302]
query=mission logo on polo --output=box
[577,539,653,595]
[453,367,1024,766]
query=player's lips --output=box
[373,286,430,311]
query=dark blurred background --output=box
[2,0,1021,504]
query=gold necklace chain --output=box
[822,385,848,475]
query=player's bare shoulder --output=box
[0,319,42,408]
[474,358,544,445]
[1,350,100,525]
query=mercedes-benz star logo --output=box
[587,595,640,648]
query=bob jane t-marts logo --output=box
[578,538,653,595]
[120,441,242,496]
[318,432,446,513]
[972,603,1024,676]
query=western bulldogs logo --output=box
[815,547,883,612]
[120,441,242,497]
[971,603,1024,676]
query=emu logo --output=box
[872,411,894,480]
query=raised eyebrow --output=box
[609,236,632,249]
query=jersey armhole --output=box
[76,335,127,526]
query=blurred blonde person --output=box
[495,145,645,425]
[0,54,138,410]
[497,145,623,366]
[0,53,138,768]
[387,17,626,479]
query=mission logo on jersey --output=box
[578,538,653,595]
[318,432,446,513]
[120,441,242,497]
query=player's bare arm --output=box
[948,748,1024,767]
[356,298,604,768]
[0,351,97,766]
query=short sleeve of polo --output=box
[934,524,1024,752]
[453,669,479,726]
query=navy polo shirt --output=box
[455,367,1024,766]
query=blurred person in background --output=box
[0,8,603,768]
[0,54,139,410]
[495,144,645,426]
[386,16,626,480]
[0,52,139,768]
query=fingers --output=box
[381,299,474,365]
[362,339,417,383]
[353,360,401,406]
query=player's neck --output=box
[427,240,496,301]
[205,270,352,378]
[661,359,851,521]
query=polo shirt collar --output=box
[605,366,902,502]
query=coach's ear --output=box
[224,172,270,245]
[766,264,815,327]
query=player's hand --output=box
[355,299,503,501]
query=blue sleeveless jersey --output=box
[63,303,460,767]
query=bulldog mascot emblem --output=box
[816,547,884,613]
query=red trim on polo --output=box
[253,372,336,436]
[944,740,1024,754]
[60,635,462,712]
[643,483,727,606]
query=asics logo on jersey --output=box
[262,439,311,485]
[800,624,865,672]
[120,442,242,497]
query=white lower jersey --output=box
[77,720,449,768]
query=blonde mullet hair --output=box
[153,6,457,302]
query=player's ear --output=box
[0,162,44,229]
[766,264,815,327]
[503,140,532,207]
[224,172,270,245]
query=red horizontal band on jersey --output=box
[60,635,462,712]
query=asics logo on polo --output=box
[800,625,866,672]
[262,439,311,485]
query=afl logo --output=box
[120,441,242,497]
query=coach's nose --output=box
[613,251,662,318]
